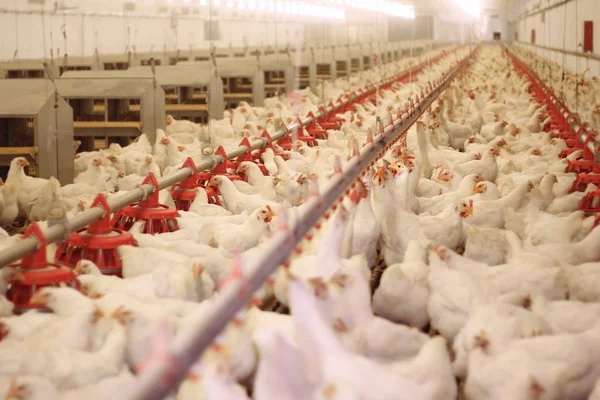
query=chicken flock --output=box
[514,46,600,132]
[0,44,599,400]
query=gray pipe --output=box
[0,48,449,268]
[129,48,472,400]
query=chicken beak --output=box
[73,261,85,276]
[160,138,169,145]
[266,206,276,219]
[431,245,448,260]
[145,157,152,165]
[4,378,21,400]
[235,164,244,174]
[8,271,25,282]
[472,185,481,194]
[192,264,204,278]
[22,159,30,167]
[96,158,103,166]
[29,291,48,306]
[273,177,281,185]
[111,306,128,325]
[468,205,475,216]
[92,306,104,324]
[211,343,224,353]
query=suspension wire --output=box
[545,6,550,84]
[428,15,431,69]
[13,0,19,61]
[374,0,383,117]
[561,1,567,98]
[41,3,48,62]
[409,16,415,83]
[62,10,68,60]
[274,1,279,64]
[321,17,325,101]
[289,3,307,215]
[208,0,214,144]
[80,0,84,57]
[575,0,579,113]
[345,4,351,90]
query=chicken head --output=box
[256,206,276,223]
[111,305,134,325]
[14,157,30,169]
[207,176,222,188]
[91,157,103,167]
[473,182,487,195]
[1,267,24,286]
[28,289,52,307]
[436,169,454,183]
[456,199,475,218]
[295,173,308,185]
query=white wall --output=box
[432,6,508,44]
[0,0,388,61]
[514,0,600,77]
[433,17,469,44]
[481,8,508,41]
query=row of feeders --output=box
[6,223,80,314]
[4,181,180,312]
[111,173,180,234]
[0,45,430,312]
[55,194,137,276]
[505,46,600,224]
[5,173,184,312]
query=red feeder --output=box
[195,146,243,196]
[7,223,80,314]
[229,137,269,181]
[579,188,600,216]
[317,104,345,130]
[172,158,202,211]
[55,194,136,276]
[277,123,318,151]
[111,173,180,234]
[304,113,328,140]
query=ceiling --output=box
[404,0,509,18]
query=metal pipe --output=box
[0,46,454,268]
[130,49,472,400]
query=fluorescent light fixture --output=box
[209,0,345,20]
[453,0,481,17]
[349,0,415,19]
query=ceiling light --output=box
[349,1,415,19]
[453,0,481,18]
